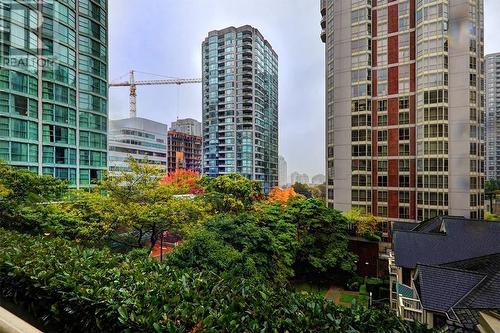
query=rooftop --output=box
[413,253,500,330]
[393,216,500,269]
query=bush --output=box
[0,228,434,332]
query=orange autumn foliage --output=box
[268,187,297,205]
[160,169,204,194]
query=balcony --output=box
[399,296,424,322]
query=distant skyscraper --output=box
[202,25,279,193]
[311,174,325,185]
[108,117,167,173]
[291,171,309,185]
[321,0,485,220]
[170,118,202,137]
[486,53,500,180]
[0,0,109,187]
[278,155,287,186]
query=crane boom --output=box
[109,70,201,118]
[109,78,202,87]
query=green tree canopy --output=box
[282,198,357,279]
[200,173,263,213]
[98,159,208,249]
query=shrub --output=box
[0,228,434,332]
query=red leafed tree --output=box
[160,169,204,194]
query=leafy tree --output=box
[56,190,120,243]
[283,198,357,279]
[99,159,207,249]
[292,182,313,197]
[160,169,204,194]
[167,212,296,285]
[0,162,70,234]
[292,182,323,200]
[200,173,263,213]
[343,208,381,240]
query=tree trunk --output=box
[490,194,494,214]
[137,228,143,248]
[150,224,157,251]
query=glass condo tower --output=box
[0,0,108,187]
[202,25,278,193]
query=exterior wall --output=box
[170,118,201,137]
[486,53,500,180]
[447,0,484,218]
[108,117,167,172]
[322,0,353,210]
[0,0,108,187]
[202,26,278,193]
[167,130,202,173]
[322,0,484,220]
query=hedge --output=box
[0,228,432,332]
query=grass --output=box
[340,293,357,303]
[293,282,328,296]
[337,284,369,307]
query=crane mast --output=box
[108,70,202,118]
[129,70,137,118]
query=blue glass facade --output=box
[0,0,108,187]
[202,26,278,192]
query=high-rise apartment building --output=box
[108,117,167,173]
[321,0,485,220]
[486,53,500,180]
[170,118,202,137]
[278,155,287,186]
[202,25,279,193]
[0,0,108,187]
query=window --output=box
[399,175,410,187]
[400,191,410,203]
[399,159,410,171]
[378,100,387,112]
[399,128,410,140]
[378,191,388,202]
[378,160,388,172]
[378,130,387,142]
[399,207,409,219]
[378,176,387,187]
[399,96,410,109]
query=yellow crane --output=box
[109,70,201,118]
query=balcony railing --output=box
[399,296,424,322]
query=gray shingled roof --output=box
[414,264,486,313]
[393,216,500,268]
[413,253,500,331]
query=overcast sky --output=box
[108,0,500,179]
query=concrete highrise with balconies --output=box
[202,26,278,193]
[485,52,500,180]
[321,0,485,220]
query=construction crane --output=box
[109,70,202,118]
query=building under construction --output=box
[167,125,202,174]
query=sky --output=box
[108,0,500,179]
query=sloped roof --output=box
[414,264,486,313]
[414,253,500,331]
[393,216,500,268]
[445,253,500,311]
